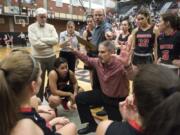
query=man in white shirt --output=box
[28,7,58,101]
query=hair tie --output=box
[28,55,36,82]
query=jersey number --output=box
[162,50,169,61]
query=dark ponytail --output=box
[0,50,40,135]
[161,13,180,31]
[54,57,68,69]
[145,89,180,135]
[175,15,180,31]
[133,64,180,131]
[0,69,18,135]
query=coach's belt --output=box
[134,52,152,56]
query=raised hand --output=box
[65,43,74,52]
[157,58,161,64]
[105,31,114,40]
[67,101,77,110]
[69,93,75,104]
[59,37,72,49]
[49,117,70,126]
[119,95,138,121]
[118,44,133,66]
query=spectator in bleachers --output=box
[105,12,113,24]
[4,33,13,48]
[0,37,3,46]
[112,22,120,39]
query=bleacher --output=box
[117,0,178,21]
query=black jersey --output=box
[157,31,180,64]
[54,69,71,90]
[134,27,155,54]
[44,70,73,99]
[86,29,93,42]
[20,107,61,135]
[118,33,130,45]
[116,33,130,55]
[105,121,143,135]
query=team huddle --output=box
[0,6,180,135]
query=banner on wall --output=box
[72,0,80,6]
[4,6,19,14]
[6,0,35,4]
[22,0,35,4]
[10,0,17,3]
[53,0,114,9]
[61,0,103,9]
[56,0,63,7]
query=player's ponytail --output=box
[0,68,18,135]
[161,13,180,31]
[175,15,180,31]
[145,88,180,135]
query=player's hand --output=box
[69,93,75,104]
[118,45,133,66]
[157,58,161,64]
[66,45,74,52]
[119,95,137,121]
[49,117,70,126]
[105,31,113,40]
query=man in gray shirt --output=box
[91,8,113,55]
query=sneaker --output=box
[90,105,101,109]
[78,123,97,134]
[61,100,69,111]
[96,109,107,116]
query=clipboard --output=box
[76,35,96,51]
[59,39,70,48]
